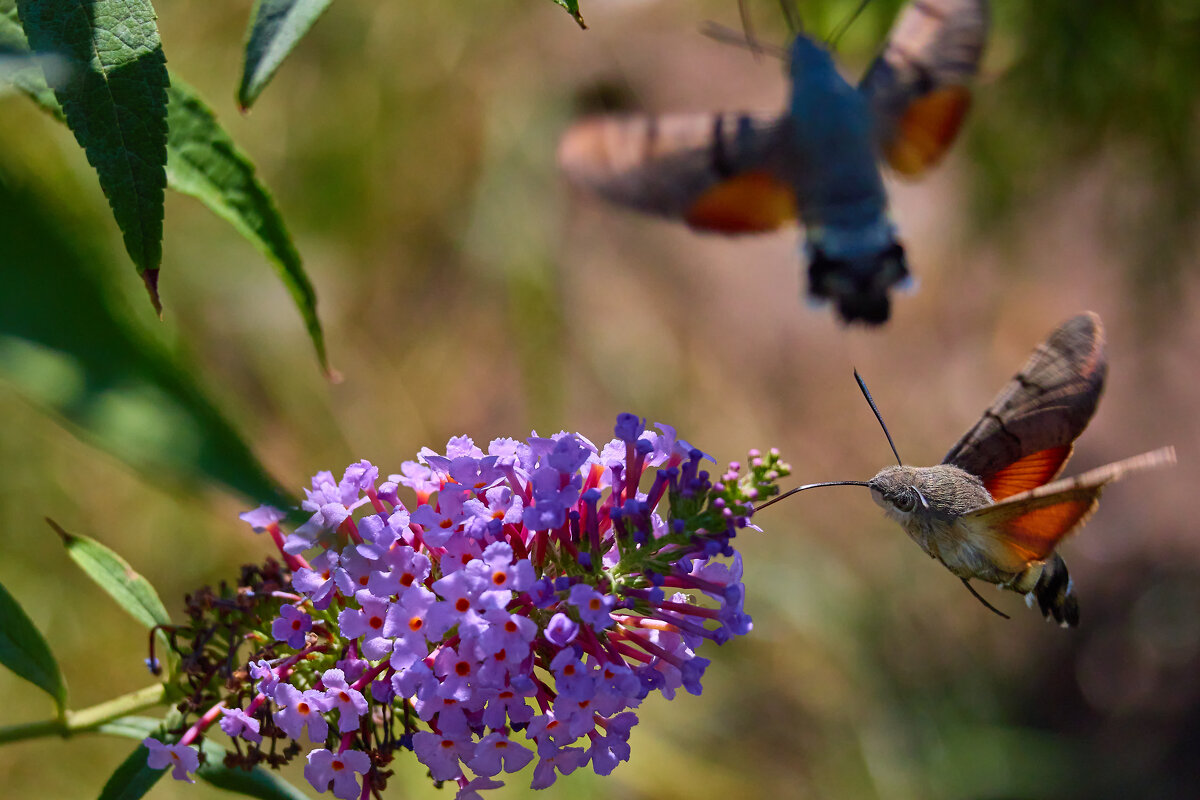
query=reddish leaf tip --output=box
[141,269,163,317]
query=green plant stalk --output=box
[0,683,165,745]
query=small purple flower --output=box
[385,586,442,670]
[329,546,375,597]
[293,550,339,606]
[549,649,594,703]
[411,487,472,547]
[337,591,394,660]
[341,460,379,494]
[525,712,579,758]
[476,607,537,664]
[449,455,503,492]
[357,508,410,552]
[613,413,645,443]
[249,659,280,696]
[336,656,368,685]
[469,542,534,596]
[412,730,473,781]
[272,604,313,649]
[321,668,369,734]
[143,738,200,782]
[591,657,643,714]
[273,683,332,742]
[368,544,431,600]
[463,485,524,530]
[219,706,262,743]
[299,470,368,532]
[546,435,592,475]
[544,612,579,647]
[480,681,536,730]
[392,660,438,703]
[431,568,489,623]
[466,731,535,777]
[456,776,505,800]
[522,468,578,531]
[305,748,372,800]
[567,584,615,631]
[239,505,285,531]
[433,645,480,702]
[588,712,636,776]
[530,746,587,790]
[393,461,439,499]
[487,436,535,471]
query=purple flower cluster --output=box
[146,416,789,799]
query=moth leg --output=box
[959,578,1011,620]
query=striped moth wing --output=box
[959,447,1177,574]
[859,0,990,176]
[556,112,798,233]
[942,312,1108,503]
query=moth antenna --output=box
[737,0,764,57]
[777,0,803,35]
[960,578,1011,620]
[854,369,903,466]
[827,0,873,49]
[699,22,788,60]
[754,480,870,513]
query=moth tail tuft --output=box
[1026,553,1079,627]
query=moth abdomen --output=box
[1019,553,1079,627]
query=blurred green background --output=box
[1,0,1198,797]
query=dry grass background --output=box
[0,0,1197,797]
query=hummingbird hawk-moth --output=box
[760,312,1176,625]
[557,0,989,324]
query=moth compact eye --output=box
[894,492,917,513]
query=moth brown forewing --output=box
[557,0,989,324]
[758,312,1176,626]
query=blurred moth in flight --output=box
[759,313,1176,625]
[558,0,989,324]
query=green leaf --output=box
[99,742,166,800]
[552,0,586,28]
[0,579,67,713]
[0,14,330,373]
[0,169,294,510]
[46,518,170,630]
[15,0,170,313]
[166,77,329,372]
[96,715,160,739]
[238,0,331,110]
[99,718,312,800]
[195,739,313,800]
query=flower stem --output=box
[0,683,166,745]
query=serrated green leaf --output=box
[46,518,170,630]
[0,170,294,510]
[552,0,586,28]
[0,14,330,373]
[238,0,331,110]
[0,579,67,712]
[15,0,169,313]
[99,742,166,800]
